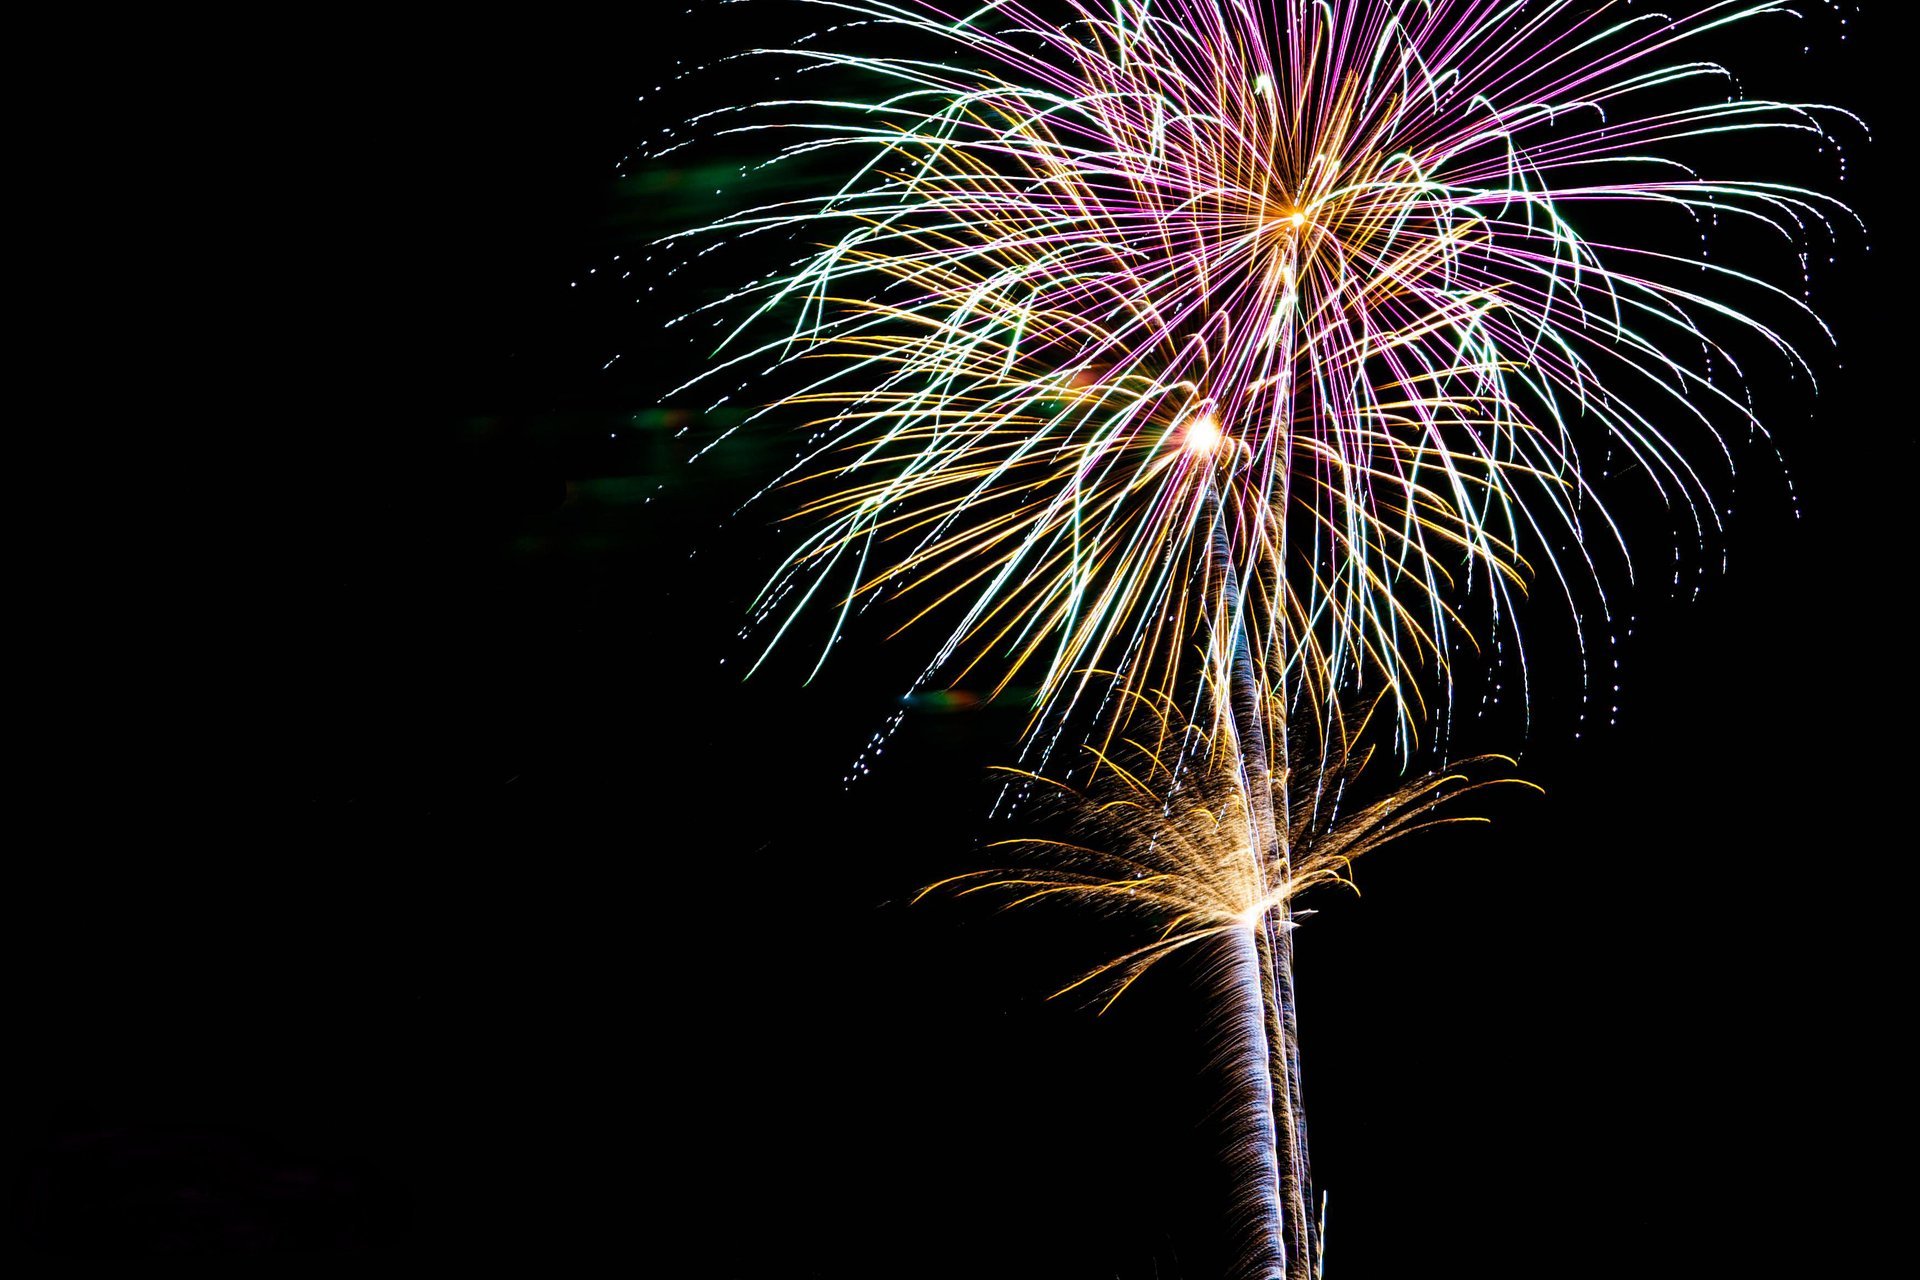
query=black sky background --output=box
[11,4,1906,1274]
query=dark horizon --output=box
[11,5,1903,1274]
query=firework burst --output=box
[670,0,1853,761]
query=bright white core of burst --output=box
[1185,412,1224,455]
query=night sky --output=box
[11,5,1904,1274]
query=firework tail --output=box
[1209,490,1312,1278]
[1212,924,1289,1280]
[1263,877,1313,1280]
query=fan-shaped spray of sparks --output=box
[670,0,1855,762]
[927,711,1526,1009]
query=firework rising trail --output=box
[660,1,1856,1274]
[917,694,1533,1277]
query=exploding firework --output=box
[669,0,1854,763]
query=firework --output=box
[664,2,1853,1275]
[670,0,1852,761]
